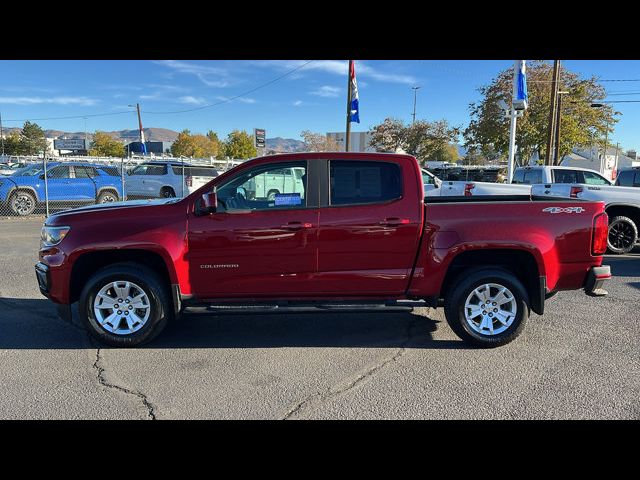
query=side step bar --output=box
[183,299,432,315]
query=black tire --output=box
[97,190,119,204]
[267,189,280,201]
[607,216,638,254]
[78,263,173,347]
[444,268,529,348]
[160,187,176,198]
[9,190,37,216]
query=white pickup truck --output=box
[442,165,640,254]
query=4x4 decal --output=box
[542,206,586,214]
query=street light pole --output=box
[411,86,421,124]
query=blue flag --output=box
[350,61,360,123]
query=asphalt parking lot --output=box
[0,217,638,419]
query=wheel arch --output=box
[96,186,120,201]
[440,248,543,315]
[69,249,176,306]
[605,203,640,229]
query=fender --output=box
[5,185,42,203]
[96,186,122,201]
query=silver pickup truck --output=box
[423,165,640,253]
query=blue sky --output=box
[1,60,640,150]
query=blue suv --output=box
[0,162,124,216]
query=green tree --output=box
[369,117,460,163]
[464,61,618,166]
[89,131,125,157]
[2,132,24,155]
[206,130,222,158]
[171,130,198,157]
[300,130,340,152]
[16,121,48,155]
[222,130,257,159]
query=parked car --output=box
[0,162,26,176]
[614,167,640,188]
[0,162,124,216]
[513,165,613,186]
[125,161,219,199]
[36,152,610,348]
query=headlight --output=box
[41,226,71,247]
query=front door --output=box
[188,160,319,299]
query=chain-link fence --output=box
[0,155,244,218]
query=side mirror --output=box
[39,174,45,180]
[201,190,218,214]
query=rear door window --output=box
[513,169,542,184]
[553,169,583,184]
[145,165,167,175]
[582,171,610,185]
[329,160,402,206]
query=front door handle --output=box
[379,217,410,227]
[280,221,313,230]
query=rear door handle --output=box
[379,217,410,227]
[280,221,313,230]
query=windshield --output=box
[11,163,45,177]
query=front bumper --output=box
[35,261,73,322]
[584,265,611,297]
[35,262,50,296]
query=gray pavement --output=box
[0,217,638,419]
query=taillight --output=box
[464,183,475,196]
[186,175,193,187]
[592,213,609,255]
[570,186,583,198]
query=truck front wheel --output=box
[79,263,173,347]
[444,268,529,348]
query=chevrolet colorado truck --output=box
[35,152,611,348]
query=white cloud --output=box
[293,100,303,106]
[0,96,98,106]
[311,85,341,97]
[153,60,231,88]
[251,60,417,85]
[215,95,256,104]
[179,96,207,105]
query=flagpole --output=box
[345,60,353,152]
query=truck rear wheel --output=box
[79,263,173,347]
[444,268,529,347]
[607,216,637,254]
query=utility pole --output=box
[0,110,4,157]
[545,60,560,166]
[411,86,421,124]
[345,60,353,152]
[553,91,569,165]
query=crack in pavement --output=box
[93,348,157,420]
[283,316,421,420]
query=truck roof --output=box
[517,165,606,174]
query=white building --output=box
[327,132,375,153]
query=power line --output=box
[143,60,315,115]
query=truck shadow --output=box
[0,298,468,350]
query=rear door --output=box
[315,158,423,295]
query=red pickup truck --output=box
[35,152,611,348]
